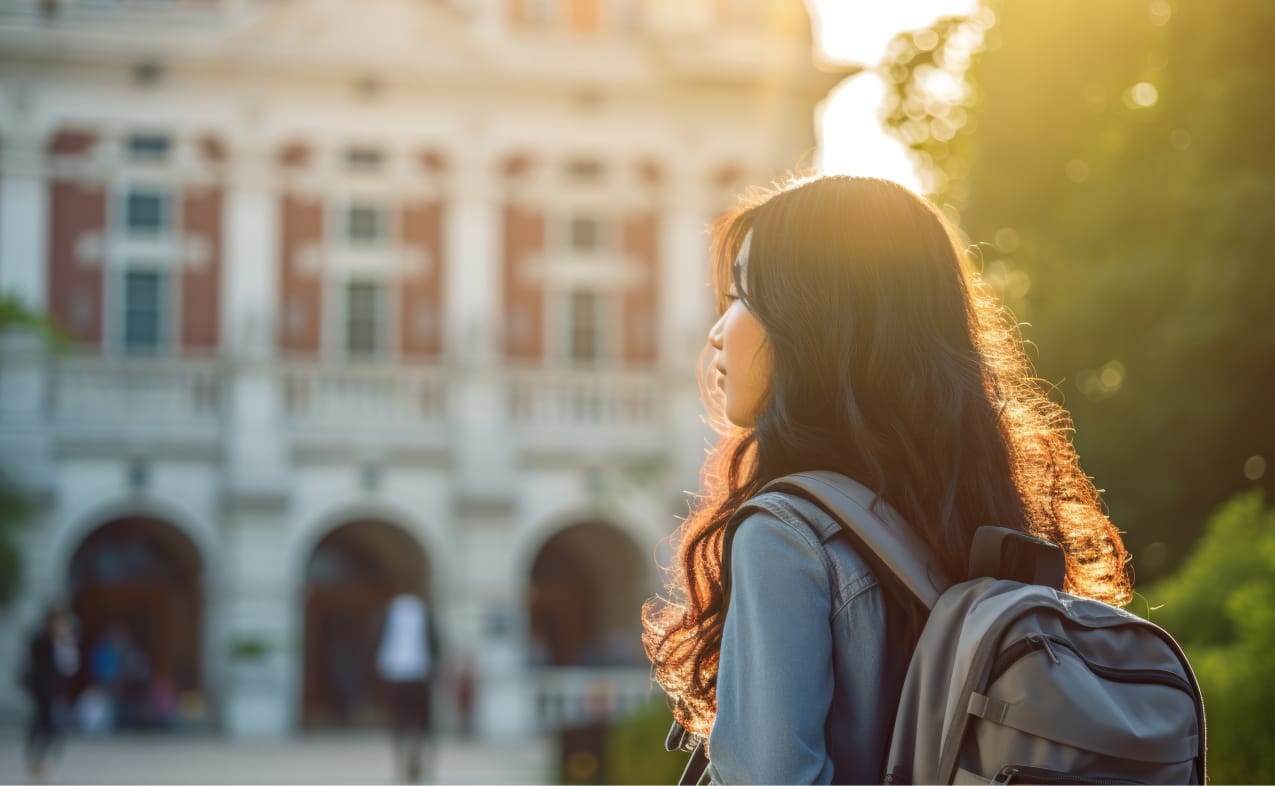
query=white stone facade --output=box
[0,0,835,737]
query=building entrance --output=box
[528,521,647,668]
[68,516,203,730]
[302,519,429,728]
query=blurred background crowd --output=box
[0,0,1271,783]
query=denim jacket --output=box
[706,492,909,784]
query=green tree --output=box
[0,293,63,602]
[1141,492,1275,784]
[884,0,1275,580]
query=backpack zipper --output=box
[987,634,1194,694]
[991,764,1147,785]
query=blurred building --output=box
[0,0,836,737]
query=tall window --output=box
[569,215,607,253]
[345,281,384,358]
[342,201,390,247]
[568,289,602,364]
[122,270,167,353]
[123,186,172,237]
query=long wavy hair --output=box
[642,175,1131,738]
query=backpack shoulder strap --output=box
[757,471,949,611]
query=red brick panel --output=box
[399,200,445,359]
[181,187,221,352]
[621,212,659,367]
[503,204,544,362]
[47,178,106,348]
[48,129,96,157]
[279,194,324,356]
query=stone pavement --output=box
[0,730,556,785]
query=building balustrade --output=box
[46,352,225,441]
[5,348,689,452]
[529,666,656,731]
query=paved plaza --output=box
[0,730,556,785]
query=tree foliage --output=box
[0,293,59,602]
[1142,492,1275,784]
[884,0,1275,581]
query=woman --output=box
[642,175,1131,784]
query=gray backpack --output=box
[674,471,1207,785]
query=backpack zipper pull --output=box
[991,765,1019,785]
[1031,635,1061,665]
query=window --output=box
[565,158,604,182]
[123,186,171,237]
[126,134,171,162]
[569,290,601,364]
[345,281,384,357]
[569,215,606,253]
[122,270,166,353]
[344,201,390,247]
[344,147,384,172]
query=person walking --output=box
[376,591,441,783]
[21,607,79,781]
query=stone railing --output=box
[48,353,224,438]
[16,350,688,452]
[281,361,449,430]
[507,367,668,428]
[530,666,657,731]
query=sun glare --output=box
[809,0,980,194]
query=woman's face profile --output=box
[708,232,771,428]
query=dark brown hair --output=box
[642,175,1131,737]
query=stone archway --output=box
[301,519,429,728]
[527,521,647,668]
[68,515,203,729]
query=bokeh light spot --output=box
[1244,455,1267,481]
[1170,128,1192,150]
[1065,159,1091,183]
[994,227,1020,253]
[1099,360,1126,392]
[1006,270,1032,299]
[1125,81,1159,109]
[913,27,941,52]
[1149,0,1172,27]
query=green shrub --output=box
[1142,491,1275,784]
[605,698,690,785]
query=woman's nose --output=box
[708,313,725,350]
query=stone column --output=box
[443,147,534,737]
[661,160,716,493]
[445,149,515,497]
[216,133,293,736]
[220,136,289,489]
[0,131,49,311]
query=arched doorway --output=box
[302,519,429,728]
[528,522,647,668]
[68,516,203,729]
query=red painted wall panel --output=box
[503,204,544,362]
[399,200,445,358]
[181,186,221,351]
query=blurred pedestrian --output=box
[376,591,441,783]
[21,606,79,781]
[118,636,151,729]
[452,654,476,739]
[87,622,126,730]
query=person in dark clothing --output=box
[377,592,442,783]
[22,607,79,780]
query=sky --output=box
[808,0,980,193]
